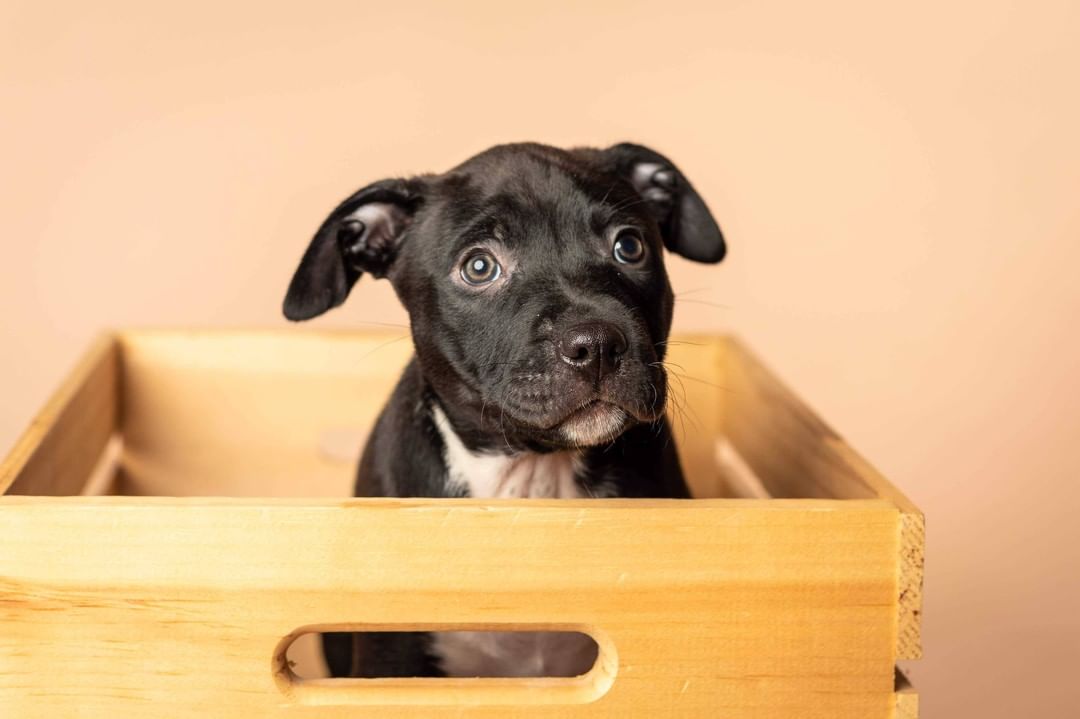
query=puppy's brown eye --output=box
[461,251,501,285]
[612,229,646,264]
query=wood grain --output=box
[719,336,924,660]
[116,329,411,497]
[0,330,921,716]
[1,497,903,718]
[0,333,118,496]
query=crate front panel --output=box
[0,498,902,718]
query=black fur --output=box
[283,142,726,677]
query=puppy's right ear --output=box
[602,143,726,263]
[283,179,420,321]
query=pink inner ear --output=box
[630,162,665,194]
[343,202,410,250]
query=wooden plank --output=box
[79,435,124,496]
[896,511,925,661]
[0,497,902,718]
[719,336,924,660]
[116,329,413,497]
[721,336,871,500]
[114,329,725,499]
[0,334,118,496]
[835,443,924,661]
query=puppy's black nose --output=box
[558,322,628,380]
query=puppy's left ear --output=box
[283,179,421,321]
[603,143,726,263]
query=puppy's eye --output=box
[460,251,501,285]
[612,229,647,265]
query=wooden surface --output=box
[0,333,117,496]
[0,330,921,716]
[114,330,725,499]
[115,329,409,497]
[719,336,924,660]
[0,497,904,718]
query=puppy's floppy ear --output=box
[603,143,726,263]
[283,179,420,321]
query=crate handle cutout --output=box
[273,624,617,706]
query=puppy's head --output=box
[284,143,725,450]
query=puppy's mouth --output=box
[485,356,667,449]
[550,400,630,447]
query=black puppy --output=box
[283,142,725,679]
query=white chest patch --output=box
[429,404,597,677]
[431,405,586,499]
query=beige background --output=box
[2,1,1078,716]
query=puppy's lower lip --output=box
[553,398,651,426]
[560,400,612,423]
[555,400,628,446]
[535,400,610,431]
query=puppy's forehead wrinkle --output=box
[439,151,609,223]
[452,144,581,183]
[484,189,593,236]
[425,159,648,264]
[437,144,644,227]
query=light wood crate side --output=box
[0,333,118,496]
[834,442,924,662]
[1,497,902,719]
[897,510,925,661]
[114,330,726,499]
[719,336,924,660]
[116,329,414,497]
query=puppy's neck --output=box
[430,403,586,499]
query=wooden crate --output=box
[0,330,922,718]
